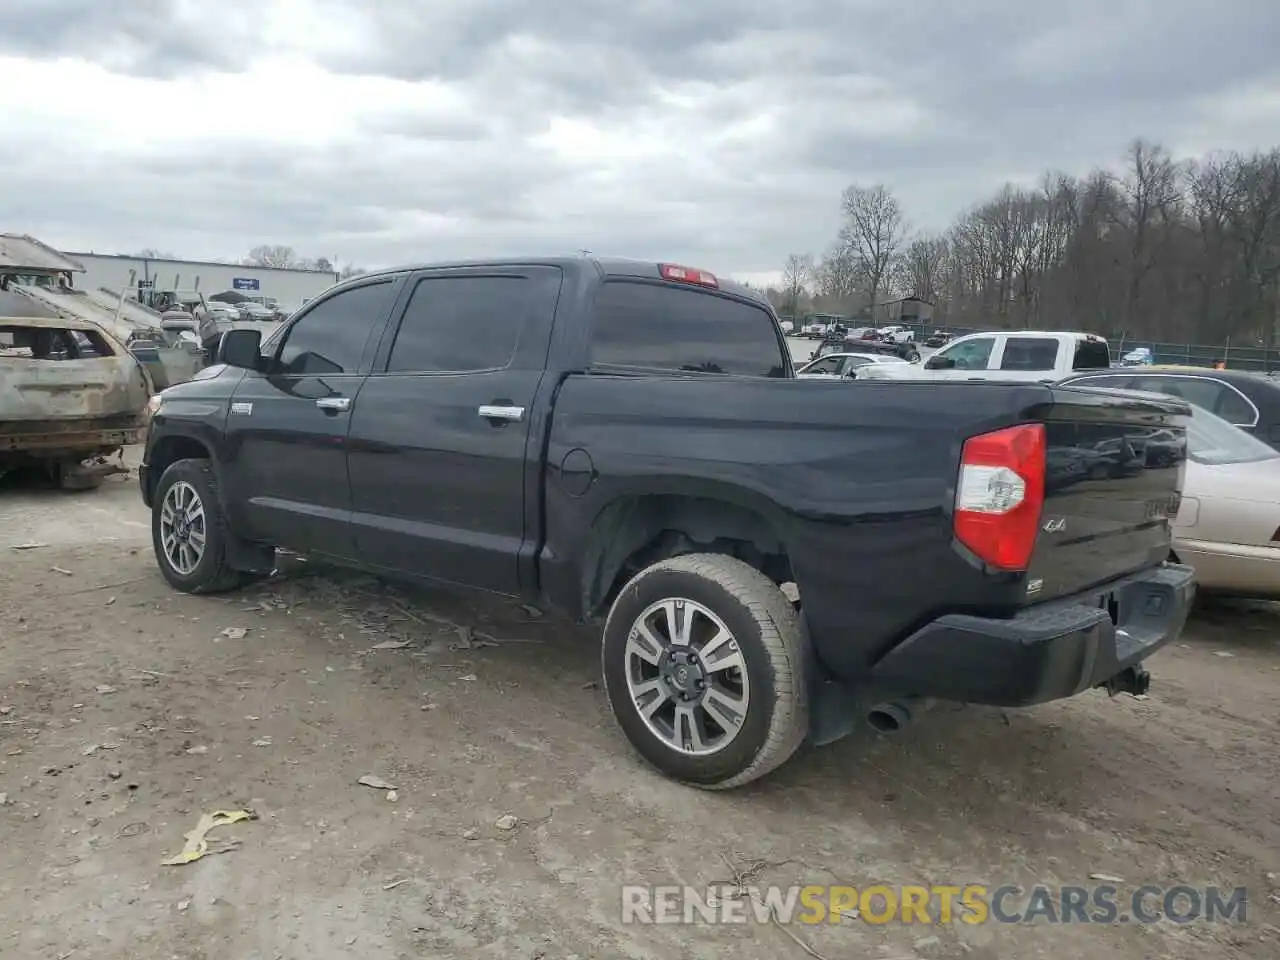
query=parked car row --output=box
[802,331,922,364]
[793,319,926,345]
[206,296,285,322]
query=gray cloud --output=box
[1,0,1279,276]
[0,0,244,77]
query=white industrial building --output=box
[62,251,340,311]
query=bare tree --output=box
[780,253,813,318]
[245,245,299,269]
[1187,153,1240,338]
[838,184,907,310]
[804,138,1280,352]
[1223,149,1280,344]
[135,247,176,259]
[299,256,334,272]
[1121,138,1183,332]
[814,245,863,313]
[895,236,948,304]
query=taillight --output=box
[954,423,1046,571]
[659,263,719,288]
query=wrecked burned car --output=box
[1,302,154,489]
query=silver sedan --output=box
[1172,405,1280,599]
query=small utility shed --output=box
[872,296,935,326]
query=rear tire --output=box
[151,458,245,594]
[601,553,809,790]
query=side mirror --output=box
[925,354,954,370]
[217,328,263,371]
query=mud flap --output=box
[225,537,277,576]
[800,616,862,747]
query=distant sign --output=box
[137,279,154,288]
[232,277,260,291]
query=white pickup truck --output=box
[856,330,1113,382]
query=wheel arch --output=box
[579,485,794,620]
[146,433,274,576]
[145,433,216,503]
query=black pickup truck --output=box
[140,257,1196,789]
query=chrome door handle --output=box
[315,397,351,412]
[478,404,525,422]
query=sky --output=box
[1,1,1279,287]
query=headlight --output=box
[144,394,163,422]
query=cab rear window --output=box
[1073,338,1111,370]
[590,280,787,378]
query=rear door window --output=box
[999,337,1059,372]
[1130,375,1256,424]
[386,275,528,373]
[591,281,787,377]
[68,330,106,357]
[1129,375,1217,410]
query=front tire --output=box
[601,553,809,790]
[151,458,245,594]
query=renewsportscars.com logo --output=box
[621,883,1249,926]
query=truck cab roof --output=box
[953,330,1107,342]
[357,256,771,309]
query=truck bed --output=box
[542,375,1187,681]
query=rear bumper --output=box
[1175,538,1280,598]
[866,562,1196,707]
[0,425,146,456]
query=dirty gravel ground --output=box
[1,461,1277,960]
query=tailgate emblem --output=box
[1042,517,1066,533]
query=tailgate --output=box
[1025,386,1188,602]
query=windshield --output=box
[1187,405,1279,465]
